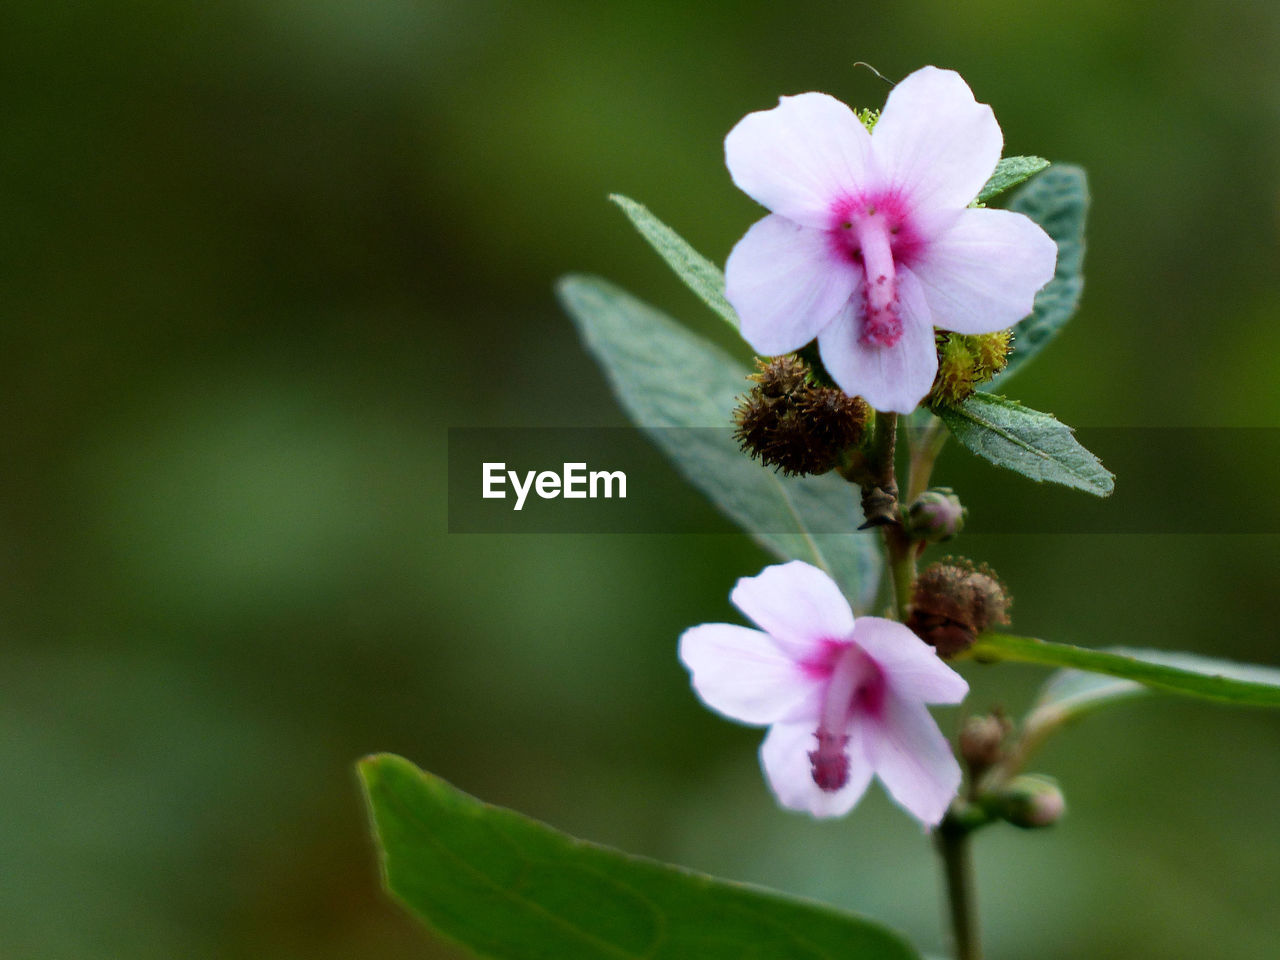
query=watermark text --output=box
[482,462,627,511]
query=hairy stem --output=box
[858,412,900,529]
[935,812,982,960]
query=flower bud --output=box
[959,713,1008,772]
[905,557,1011,657]
[905,487,965,542]
[990,774,1066,829]
[733,356,871,477]
[926,330,1013,407]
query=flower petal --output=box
[867,693,962,827]
[760,720,873,818]
[730,561,855,654]
[910,207,1058,335]
[679,623,817,725]
[871,66,1002,211]
[725,92,876,228]
[725,215,859,356]
[816,270,937,414]
[852,617,969,704]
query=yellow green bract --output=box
[927,330,1012,406]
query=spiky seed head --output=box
[905,557,1011,657]
[734,356,871,477]
[926,330,1015,407]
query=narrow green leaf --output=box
[990,166,1089,385]
[1027,669,1146,727]
[972,634,1280,707]
[558,274,880,610]
[610,194,739,329]
[935,392,1114,496]
[975,156,1050,204]
[360,754,922,960]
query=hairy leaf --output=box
[991,166,1089,384]
[975,156,1050,204]
[935,392,1113,496]
[611,194,739,329]
[559,274,880,610]
[360,755,921,960]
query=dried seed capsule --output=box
[906,558,1011,657]
[733,356,871,477]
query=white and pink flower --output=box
[679,561,968,825]
[724,66,1057,414]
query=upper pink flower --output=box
[679,560,968,825]
[723,66,1057,414]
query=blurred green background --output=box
[4,1,1279,957]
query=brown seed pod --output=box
[733,356,871,477]
[958,712,1011,773]
[906,557,1011,657]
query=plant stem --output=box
[858,412,900,529]
[854,412,915,620]
[882,522,915,622]
[905,415,949,504]
[935,813,982,960]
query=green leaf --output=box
[610,194,739,330]
[971,634,1280,707]
[975,156,1050,204]
[359,754,922,960]
[558,274,880,611]
[1027,669,1147,727]
[990,166,1089,385]
[934,392,1114,496]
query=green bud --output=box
[990,774,1066,829]
[905,487,966,542]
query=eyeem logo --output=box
[482,462,627,511]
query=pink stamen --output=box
[852,213,902,347]
[808,644,884,792]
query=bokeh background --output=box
[5,1,1280,958]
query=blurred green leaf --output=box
[973,635,1280,707]
[558,274,880,610]
[1025,649,1280,745]
[1027,669,1147,727]
[975,156,1050,204]
[935,392,1114,495]
[990,166,1088,385]
[611,194,739,329]
[359,754,922,960]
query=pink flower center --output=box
[807,642,885,792]
[830,196,920,349]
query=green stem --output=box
[882,523,914,622]
[935,813,983,960]
[857,412,900,529]
[855,412,915,620]
[905,415,949,504]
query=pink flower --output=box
[723,66,1057,414]
[679,560,968,825]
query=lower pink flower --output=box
[679,560,968,825]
